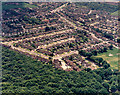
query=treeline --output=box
[2,46,119,94]
[2,2,37,11]
[87,56,110,69]
[79,45,113,68]
[79,45,113,57]
[75,2,118,13]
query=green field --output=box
[95,48,118,70]
[111,10,119,16]
[2,2,37,10]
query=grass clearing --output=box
[111,10,119,16]
[94,48,118,70]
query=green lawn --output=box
[2,2,37,10]
[95,48,118,70]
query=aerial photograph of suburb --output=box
[1,0,120,94]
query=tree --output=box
[86,68,91,72]
[94,28,102,33]
[45,26,50,32]
[69,43,74,48]
[99,88,109,94]
[102,82,110,91]
[103,63,110,69]
[102,61,107,65]
[79,50,86,57]
[118,75,120,91]
[117,39,120,43]
[109,45,113,50]
[31,44,36,48]
[111,85,117,92]
[94,68,105,79]
[113,69,119,75]
[86,52,92,58]
[3,46,116,94]
[103,47,107,52]
[92,50,97,56]
[99,49,104,53]
[103,33,114,40]
[104,68,113,78]
[49,60,52,64]
[98,57,103,64]
[49,57,52,60]
[49,53,54,57]
[56,89,65,94]
[69,56,73,61]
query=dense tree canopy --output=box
[75,2,118,13]
[2,47,119,94]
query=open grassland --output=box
[95,48,118,70]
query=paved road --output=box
[7,44,50,59]
[57,12,118,49]
[3,29,72,44]
[51,3,68,13]
[2,3,118,70]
